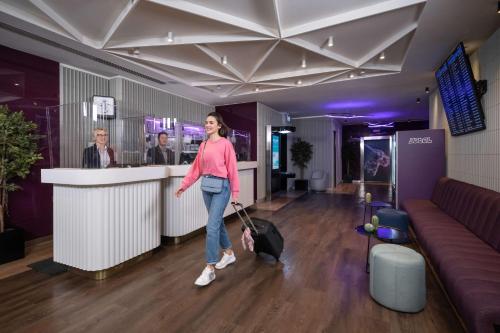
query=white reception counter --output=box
[164,162,256,237]
[41,162,257,272]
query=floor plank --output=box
[0,186,463,333]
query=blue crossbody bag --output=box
[200,141,224,193]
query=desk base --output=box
[70,249,155,280]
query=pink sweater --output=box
[180,137,240,200]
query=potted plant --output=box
[0,105,43,264]
[290,138,313,191]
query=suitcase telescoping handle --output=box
[231,202,258,234]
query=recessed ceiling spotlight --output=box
[133,47,140,55]
[221,55,228,65]
[254,86,260,92]
[301,58,307,68]
[167,31,174,43]
[379,52,385,60]
[425,87,430,94]
[360,70,365,75]
[349,73,355,78]
[327,36,334,47]
[14,83,20,86]
[416,97,421,104]
[296,79,303,85]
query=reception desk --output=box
[41,167,168,273]
[164,161,257,238]
[41,162,256,273]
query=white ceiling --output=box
[0,0,498,123]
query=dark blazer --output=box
[82,144,116,169]
[147,146,175,165]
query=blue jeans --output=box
[202,178,232,264]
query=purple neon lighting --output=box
[183,125,204,132]
[325,100,375,109]
[327,114,365,119]
[367,122,394,128]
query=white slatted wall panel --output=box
[60,66,110,167]
[291,118,343,189]
[430,29,500,192]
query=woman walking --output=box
[175,112,239,286]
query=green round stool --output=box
[376,208,409,232]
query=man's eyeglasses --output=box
[96,134,108,137]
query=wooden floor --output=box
[0,185,463,333]
[0,237,53,280]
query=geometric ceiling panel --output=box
[0,0,427,97]
[197,40,279,81]
[360,31,416,70]
[0,0,74,39]
[181,0,280,35]
[108,45,238,79]
[288,3,423,64]
[41,0,131,46]
[276,0,398,32]
[106,0,273,49]
[251,41,350,81]
[127,56,240,84]
[320,68,397,85]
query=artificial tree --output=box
[290,138,313,190]
[0,105,42,234]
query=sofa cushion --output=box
[428,178,500,252]
[440,258,500,333]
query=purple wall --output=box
[396,129,445,208]
[0,44,59,239]
[215,102,257,200]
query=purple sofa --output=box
[402,177,500,333]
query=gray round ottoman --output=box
[369,244,426,312]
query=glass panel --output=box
[179,122,205,165]
[44,102,149,168]
[144,116,177,165]
[229,129,251,161]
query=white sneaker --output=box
[215,252,236,270]
[194,267,215,286]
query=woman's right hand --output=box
[175,188,184,198]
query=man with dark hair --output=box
[147,131,175,165]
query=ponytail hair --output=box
[207,111,230,138]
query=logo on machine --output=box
[408,137,432,144]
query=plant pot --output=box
[0,227,25,264]
[295,179,309,191]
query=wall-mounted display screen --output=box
[435,42,485,136]
[272,134,280,170]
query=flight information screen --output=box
[435,43,485,136]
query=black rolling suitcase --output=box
[232,202,284,261]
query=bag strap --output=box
[231,202,258,234]
[200,140,207,172]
